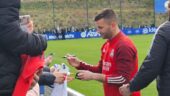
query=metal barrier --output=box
[67,87,85,96]
[40,86,85,96]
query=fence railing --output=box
[20,0,167,32]
[40,86,85,96]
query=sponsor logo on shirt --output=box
[103,48,106,53]
[110,49,114,58]
[103,61,111,71]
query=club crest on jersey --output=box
[110,49,114,57]
[103,49,106,53]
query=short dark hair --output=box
[94,8,117,23]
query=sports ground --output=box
[45,34,157,96]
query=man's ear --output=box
[165,1,170,10]
[168,1,170,9]
[111,22,116,28]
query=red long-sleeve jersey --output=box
[77,32,140,96]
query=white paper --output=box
[51,63,69,96]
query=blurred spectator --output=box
[61,28,66,40]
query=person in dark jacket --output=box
[119,1,170,96]
[0,0,47,96]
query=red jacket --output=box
[77,32,140,96]
[13,54,44,96]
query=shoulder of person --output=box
[155,21,170,43]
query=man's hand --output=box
[44,55,53,66]
[53,70,67,84]
[119,84,131,96]
[67,76,74,82]
[26,20,33,33]
[66,54,81,68]
[76,70,94,81]
[30,69,42,89]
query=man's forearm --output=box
[92,73,105,82]
[77,61,102,73]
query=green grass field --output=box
[45,34,157,96]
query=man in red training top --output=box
[66,8,140,96]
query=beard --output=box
[102,29,113,39]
